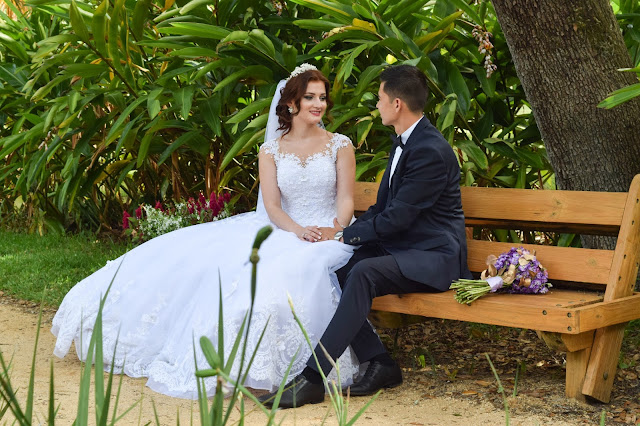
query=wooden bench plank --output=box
[355,182,627,234]
[371,290,640,335]
[371,289,602,334]
[354,182,379,213]
[461,187,627,227]
[467,240,613,285]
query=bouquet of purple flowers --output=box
[451,247,551,305]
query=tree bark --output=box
[491,3,639,404]
[491,0,640,196]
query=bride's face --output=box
[291,81,327,126]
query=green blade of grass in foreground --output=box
[25,290,47,423]
[48,359,57,425]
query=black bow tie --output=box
[390,134,402,149]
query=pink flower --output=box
[223,192,231,203]
[187,197,195,214]
[135,205,143,219]
[122,211,131,229]
[211,202,221,217]
[198,193,206,207]
[155,201,164,211]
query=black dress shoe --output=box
[346,360,402,396]
[258,375,324,408]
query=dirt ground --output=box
[1,294,638,425]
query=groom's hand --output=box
[318,218,344,242]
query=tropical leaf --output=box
[157,22,231,39]
[598,82,640,109]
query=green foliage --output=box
[5,0,637,235]
[0,0,292,232]
[0,0,554,234]
[485,353,510,426]
[288,0,553,192]
[600,0,640,108]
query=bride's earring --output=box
[288,106,294,114]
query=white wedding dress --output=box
[51,134,360,399]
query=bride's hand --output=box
[299,226,322,242]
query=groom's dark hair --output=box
[380,65,428,113]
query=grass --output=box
[0,230,129,306]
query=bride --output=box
[51,64,360,398]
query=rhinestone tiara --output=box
[287,63,318,80]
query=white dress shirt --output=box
[388,116,423,187]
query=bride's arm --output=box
[258,150,322,240]
[335,144,356,229]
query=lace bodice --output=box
[260,133,352,228]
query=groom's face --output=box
[377,83,397,127]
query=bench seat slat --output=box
[371,289,603,334]
[461,187,627,227]
[467,240,614,285]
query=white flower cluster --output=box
[138,204,189,240]
[271,0,283,15]
[472,25,497,78]
[287,63,317,80]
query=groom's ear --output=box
[393,97,403,112]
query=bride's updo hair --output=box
[276,69,333,136]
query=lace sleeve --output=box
[260,139,279,157]
[330,134,354,160]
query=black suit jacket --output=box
[343,116,472,291]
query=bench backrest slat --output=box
[461,187,627,235]
[467,240,613,285]
[354,183,627,235]
[354,182,379,214]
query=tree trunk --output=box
[491,0,640,200]
[491,2,640,404]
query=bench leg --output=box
[582,323,627,403]
[560,332,595,402]
[566,348,591,401]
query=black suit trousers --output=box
[307,243,438,375]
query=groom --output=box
[262,64,471,408]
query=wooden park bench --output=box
[354,175,640,403]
